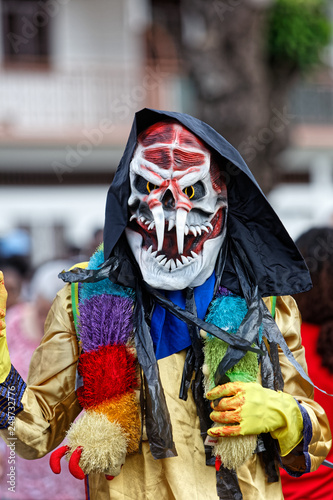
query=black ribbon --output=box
[179,288,215,465]
[216,466,243,500]
[133,284,177,459]
[59,236,333,488]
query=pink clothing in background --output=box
[0,302,85,500]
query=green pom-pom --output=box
[203,295,260,391]
[203,337,258,391]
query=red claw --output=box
[50,445,70,474]
[69,447,85,480]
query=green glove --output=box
[206,381,304,456]
[0,271,11,383]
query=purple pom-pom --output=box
[78,294,133,351]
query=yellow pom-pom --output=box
[66,410,128,476]
[213,434,257,470]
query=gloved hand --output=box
[206,381,304,456]
[0,271,11,383]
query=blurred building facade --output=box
[0,0,333,268]
[268,3,333,239]
[0,0,188,265]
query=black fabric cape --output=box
[103,108,311,297]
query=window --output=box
[1,0,50,65]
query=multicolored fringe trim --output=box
[202,287,259,470]
[50,246,141,480]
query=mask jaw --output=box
[125,217,226,290]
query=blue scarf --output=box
[150,273,216,360]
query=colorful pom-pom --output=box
[66,411,128,476]
[94,391,141,453]
[77,345,139,409]
[78,294,134,350]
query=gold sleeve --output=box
[0,285,82,459]
[264,295,332,472]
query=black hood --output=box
[104,108,311,297]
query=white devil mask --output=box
[125,121,228,290]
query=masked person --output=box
[0,109,331,500]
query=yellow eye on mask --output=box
[184,185,195,199]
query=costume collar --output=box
[151,272,216,360]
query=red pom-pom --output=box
[77,345,138,409]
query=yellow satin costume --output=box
[0,287,331,500]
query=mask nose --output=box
[162,189,175,209]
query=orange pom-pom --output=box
[94,392,141,453]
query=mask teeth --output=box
[168,218,175,231]
[151,204,165,252]
[176,208,187,255]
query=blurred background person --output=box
[0,265,24,310]
[281,226,333,499]
[0,259,85,500]
[0,228,32,307]
[81,227,104,262]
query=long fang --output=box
[176,208,187,255]
[151,204,165,251]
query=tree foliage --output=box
[149,0,332,192]
[267,0,331,71]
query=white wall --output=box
[0,0,167,138]
[0,0,148,67]
[51,0,147,68]
[0,185,109,265]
